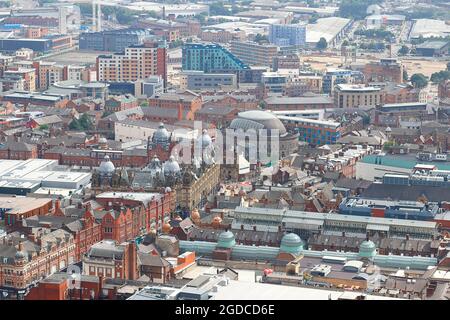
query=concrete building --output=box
[416,41,449,57]
[97,42,167,87]
[79,28,153,52]
[0,158,92,197]
[230,41,279,67]
[0,68,36,92]
[306,17,352,48]
[264,96,333,110]
[334,84,384,108]
[134,75,164,99]
[365,14,405,28]
[181,71,237,91]
[269,24,306,47]
[277,115,342,146]
[323,68,364,95]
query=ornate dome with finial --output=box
[280,233,304,255]
[217,230,236,249]
[98,155,115,175]
[359,239,377,259]
[163,156,181,175]
[152,122,170,144]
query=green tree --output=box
[410,73,428,89]
[259,101,267,109]
[316,37,328,50]
[398,45,409,55]
[69,113,93,131]
[254,33,268,44]
[39,124,49,130]
[209,2,231,16]
[430,70,450,84]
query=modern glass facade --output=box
[182,43,250,73]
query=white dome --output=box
[99,137,107,144]
[98,155,115,175]
[163,156,180,175]
[153,122,170,143]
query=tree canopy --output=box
[316,37,328,50]
[354,28,394,41]
[410,73,428,89]
[254,34,268,44]
[209,2,231,16]
[430,70,450,84]
[69,114,93,131]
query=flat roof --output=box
[211,280,402,300]
[410,19,450,39]
[96,192,163,205]
[0,196,52,214]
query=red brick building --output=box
[93,192,174,243]
[1,197,53,231]
[104,95,138,113]
[363,58,404,84]
[43,147,149,168]
[147,91,202,113]
[0,140,38,160]
[0,229,76,297]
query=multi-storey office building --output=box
[277,115,342,145]
[182,43,250,74]
[269,24,306,47]
[230,41,279,67]
[97,42,167,87]
[79,28,153,52]
[322,68,364,94]
[181,70,237,91]
[334,84,384,108]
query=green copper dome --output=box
[280,233,304,255]
[359,240,377,259]
[217,230,236,249]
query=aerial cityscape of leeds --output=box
[0,0,448,308]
